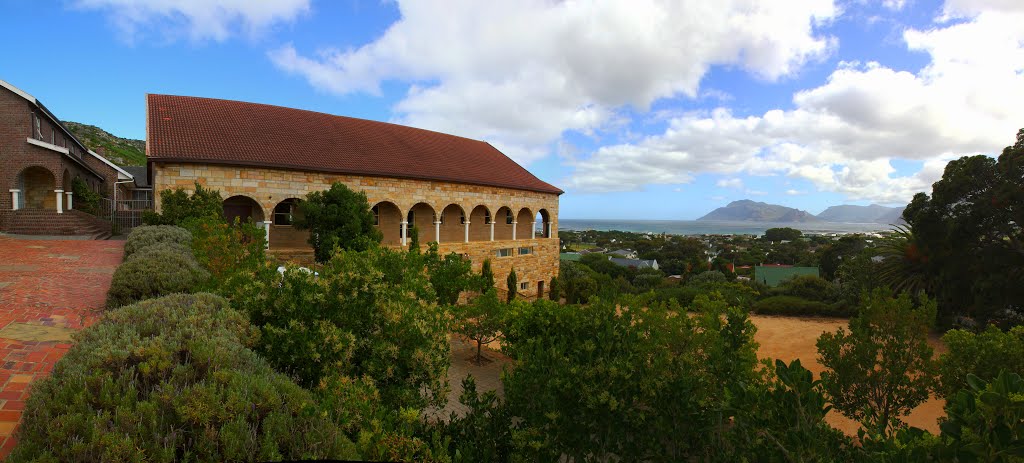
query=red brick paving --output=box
[0,237,123,458]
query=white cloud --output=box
[717,178,745,189]
[567,2,1024,203]
[270,0,837,164]
[786,189,806,195]
[74,0,310,42]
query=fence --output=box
[101,198,152,233]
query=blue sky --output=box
[2,0,1021,219]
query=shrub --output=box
[229,246,450,410]
[143,183,223,226]
[752,295,845,317]
[939,371,1024,461]
[937,326,1024,399]
[817,290,937,438]
[294,182,381,262]
[182,216,267,292]
[689,270,727,286]
[773,275,835,302]
[425,243,473,305]
[9,294,357,462]
[70,177,102,215]
[123,225,193,258]
[106,244,208,308]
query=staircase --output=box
[0,209,112,239]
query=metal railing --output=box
[101,198,152,233]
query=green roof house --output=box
[754,265,820,287]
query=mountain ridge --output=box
[698,200,905,223]
[64,121,146,167]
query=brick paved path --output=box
[0,237,123,457]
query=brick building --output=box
[147,94,562,299]
[0,79,136,237]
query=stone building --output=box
[147,94,562,299]
[0,79,136,237]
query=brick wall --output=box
[153,162,562,299]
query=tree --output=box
[560,261,597,304]
[293,183,382,263]
[455,289,505,365]
[896,129,1024,325]
[817,289,937,438]
[425,243,473,305]
[764,227,803,242]
[506,268,518,303]
[479,259,495,292]
[548,276,560,301]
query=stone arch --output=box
[408,202,436,243]
[469,205,491,241]
[16,166,57,210]
[439,203,466,243]
[516,207,534,239]
[372,201,403,245]
[223,195,265,224]
[269,198,309,249]
[537,208,552,238]
[494,206,514,241]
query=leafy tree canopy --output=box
[294,183,382,262]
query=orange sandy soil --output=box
[751,314,946,435]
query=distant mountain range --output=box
[697,200,904,224]
[64,121,146,166]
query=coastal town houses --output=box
[146,94,563,299]
[0,79,142,238]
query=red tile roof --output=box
[146,94,563,194]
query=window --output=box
[273,200,296,226]
[506,209,514,224]
[372,205,379,225]
[484,210,491,224]
[518,246,533,255]
[495,248,513,258]
[519,281,529,291]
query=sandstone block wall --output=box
[152,162,562,299]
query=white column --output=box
[434,220,441,244]
[65,191,73,210]
[54,189,63,214]
[531,220,537,239]
[464,221,470,243]
[9,190,20,211]
[400,221,408,246]
[489,221,494,241]
[512,221,517,241]
[546,221,552,238]
[263,221,272,249]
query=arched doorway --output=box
[516,207,533,239]
[439,204,466,243]
[537,209,552,238]
[270,198,309,249]
[469,205,491,241]
[493,206,514,240]
[372,201,402,246]
[223,195,264,224]
[16,166,56,210]
[408,202,436,244]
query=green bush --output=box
[143,183,224,226]
[70,177,102,215]
[9,294,357,462]
[752,295,850,317]
[939,371,1024,461]
[937,326,1024,399]
[773,275,835,302]
[106,244,208,308]
[182,216,267,293]
[123,225,193,258]
[229,245,450,410]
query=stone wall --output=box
[152,161,562,299]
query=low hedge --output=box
[123,225,193,258]
[751,295,852,317]
[9,293,358,462]
[106,244,208,308]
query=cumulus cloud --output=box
[717,178,745,189]
[270,0,837,163]
[566,1,1024,203]
[73,0,310,42]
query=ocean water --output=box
[558,219,893,236]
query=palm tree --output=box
[876,225,935,295]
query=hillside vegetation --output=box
[64,121,146,166]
